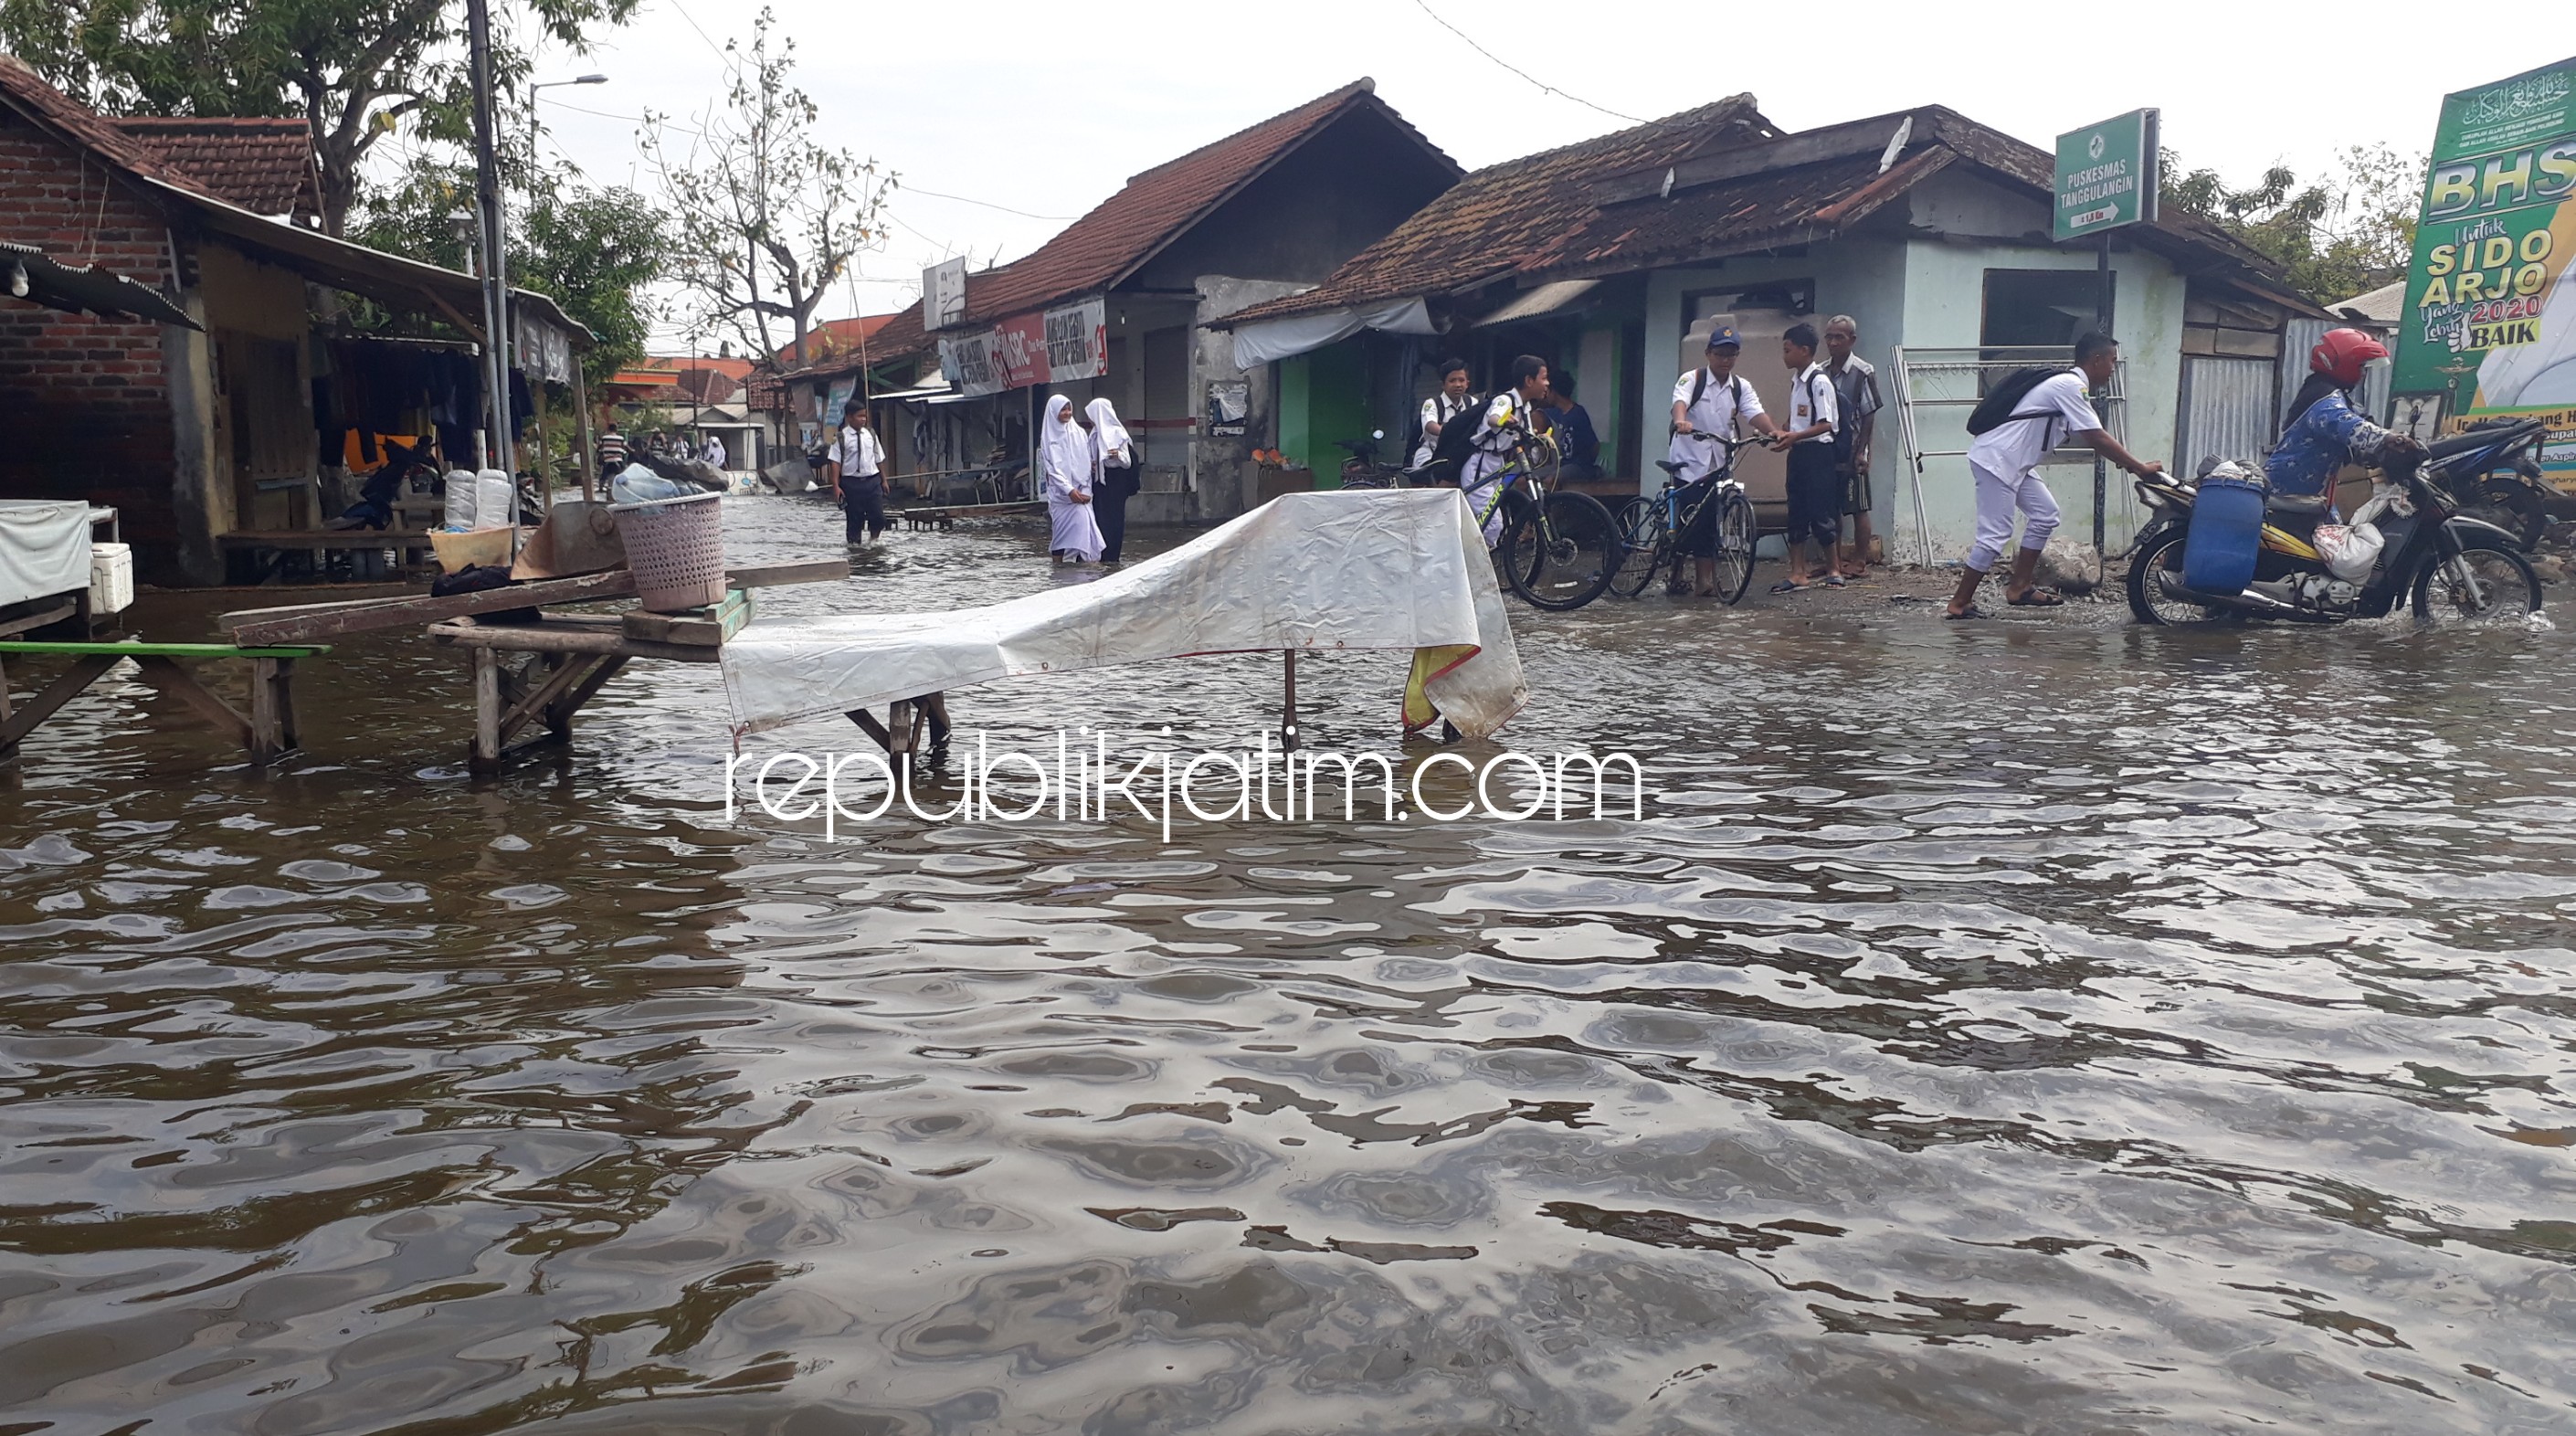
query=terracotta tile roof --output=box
[0,55,229,206]
[1226,101,2302,328]
[835,79,1454,373]
[772,311,902,365]
[110,117,320,220]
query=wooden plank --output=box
[0,599,78,639]
[426,619,717,664]
[0,640,327,660]
[220,568,639,645]
[728,558,849,588]
[554,654,629,730]
[2212,327,2282,359]
[131,656,252,748]
[0,653,119,754]
[620,587,752,646]
[470,649,502,775]
[498,651,596,745]
[246,656,300,763]
[216,531,439,551]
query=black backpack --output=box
[1966,367,2069,436]
[1420,393,1491,481]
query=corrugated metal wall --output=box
[2282,318,2393,424]
[2178,356,2279,472]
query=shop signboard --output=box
[2053,109,2159,242]
[2391,56,2576,486]
[939,331,1005,397]
[1043,297,1106,384]
[923,258,967,330]
[935,297,1107,396]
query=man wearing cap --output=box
[1668,326,1781,596]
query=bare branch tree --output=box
[641,6,893,365]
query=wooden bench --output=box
[0,640,325,766]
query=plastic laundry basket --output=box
[608,490,727,612]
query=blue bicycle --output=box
[1610,432,1758,603]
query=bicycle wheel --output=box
[1504,491,1620,610]
[1710,491,1757,605]
[1608,496,1669,598]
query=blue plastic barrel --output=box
[2181,471,2266,596]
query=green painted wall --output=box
[1277,342,1373,483]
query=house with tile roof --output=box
[770,79,1459,520]
[0,56,591,585]
[1215,100,2325,562]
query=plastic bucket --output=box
[608,490,727,612]
[2182,472,2265,597]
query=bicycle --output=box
[1459,429,1619,611]
[1335,431,1406,490]
[1610,432,1758,603]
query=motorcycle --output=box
[2126,450,2543,627]
[2417,416,2571,550]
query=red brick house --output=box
[0,56,586,586]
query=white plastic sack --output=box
[2313,523,2383,583]
[720,489,1528,740]
[472,469,515,531]
[441,469,480,530]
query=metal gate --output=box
[1886,347,2128,565]
[2176,356,2278,475]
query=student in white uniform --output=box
[1412,358,1478,469]
[1946,332,2162,618]
[829,402,889,543]
[1667,326,1782,596]
[1768,322,1842,592]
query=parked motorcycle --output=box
[2126,451,2543,627]
[2416,416,2571,550]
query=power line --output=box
[1405,0,1642,124]
[901,185,1071,222]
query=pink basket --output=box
[608,490,727,612]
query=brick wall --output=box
[0,109,188,582]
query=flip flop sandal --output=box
[1945,606,1989,620]
[2007,588,2066,607]
[1769,580,1805,594]
[1821,574,1847,587]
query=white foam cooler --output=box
[89,542,132,614]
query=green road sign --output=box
[2053,109,2160,242]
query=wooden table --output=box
[0,640,325,766]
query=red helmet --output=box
[2309,327,2387,387]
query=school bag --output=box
[1420,393,1493,481]
[1965,367,2072,436]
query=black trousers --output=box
[1095,468,1139,562]
[1783,442,1841,549]
[843,479,885,540]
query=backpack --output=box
[1965,367,2068,436]
[1420,393,1492,481]
[1682,368,1746,431]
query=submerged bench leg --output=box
[246,657,300,764]
[132,656,252,752]
[0,652,120,762]
[470,648,502,776]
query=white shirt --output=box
[701,436,727,467]
[829,424,883,480]
[1965,371,2101,480]
[1785,361,1838,445]
[1412,391,1477,468]
[1665,366,1766,481]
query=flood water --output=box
[5,496,2574,1435]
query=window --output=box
[1981,269,2111,352]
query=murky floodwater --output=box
[5,496,2574,1435]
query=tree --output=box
[2160,143,2426,306]
[0,0,638,236]
[347,155,667,385]
[642,6,893,365]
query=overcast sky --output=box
[520,0,2484,354]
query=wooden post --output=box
[470,647,502,775]
[1281,649,1299,753]
[534,385,554,516]
[573,363,597,502]
[246,656,299,764]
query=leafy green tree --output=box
[0,0,637,235]
[641,5,892,365]
[347,156,666,385]
[2160,143,2426,306]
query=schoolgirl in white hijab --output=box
[1040,395,1104,564]
[1083,397,1137,564]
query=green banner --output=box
[2391,57,2576,485]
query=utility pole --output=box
[465,0,513,489]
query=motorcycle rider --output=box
[2265,328,2423,508]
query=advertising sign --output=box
[934,297,1107,397]
[2053,109,2159,242]
[923,258,967,330]
[2391,57,2576,484]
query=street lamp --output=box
[528,74,608,190]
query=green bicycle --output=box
[1610,432,1758,603]
[1460,430,1620,611]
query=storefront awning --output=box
[3,241,198,328]
[1230,297,1436,370]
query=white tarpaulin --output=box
[721,489,1527,739]
[1230,297,1437,370]
[0,501,91,610]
